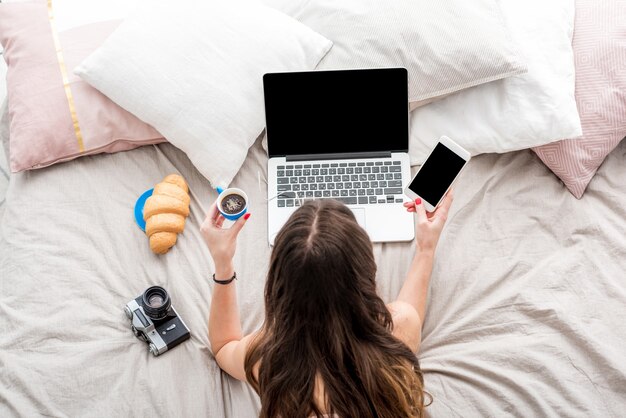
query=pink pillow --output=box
[532,0,626,199]
[0,2,164,172]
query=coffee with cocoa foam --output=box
[221,194,246,214]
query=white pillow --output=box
[261,0,527,107]
[75,0,332,187]
[408,0,582,164]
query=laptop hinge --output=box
[286,151,392,162]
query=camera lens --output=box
[148,294,164,307]
[141,286,171,320]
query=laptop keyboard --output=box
[275,160,404,207]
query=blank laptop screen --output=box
[264,68,409,158]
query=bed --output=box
[2,0,626,415]
[1,94,625,416]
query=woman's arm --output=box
[395,248,435,325]
[208,260,241,355]
[201,203,253,381]
[389,190,453,351]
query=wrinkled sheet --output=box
[1,108,625,416]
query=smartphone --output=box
[404,136,471,212]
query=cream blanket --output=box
[1,115,625,416]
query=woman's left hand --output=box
[200,202,251,267]
[402,189,453,253]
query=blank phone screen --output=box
[408,143,466,205]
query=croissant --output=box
[143,174,190,254]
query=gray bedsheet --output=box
[1,110,625,416]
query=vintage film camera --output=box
[124,286,190,356]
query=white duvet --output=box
[1,108,625,415]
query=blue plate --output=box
[134,188,154,232]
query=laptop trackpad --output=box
[351,208,366,229]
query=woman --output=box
[202,191,453,418]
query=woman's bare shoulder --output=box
[386,301,422,352]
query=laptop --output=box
[263,68,415,245]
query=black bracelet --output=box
[213,272,237,285]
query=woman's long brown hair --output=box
[244,199,428,418]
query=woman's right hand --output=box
[200,202,250,269]
[403,189,453,253]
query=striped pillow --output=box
[532,0,626,199]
